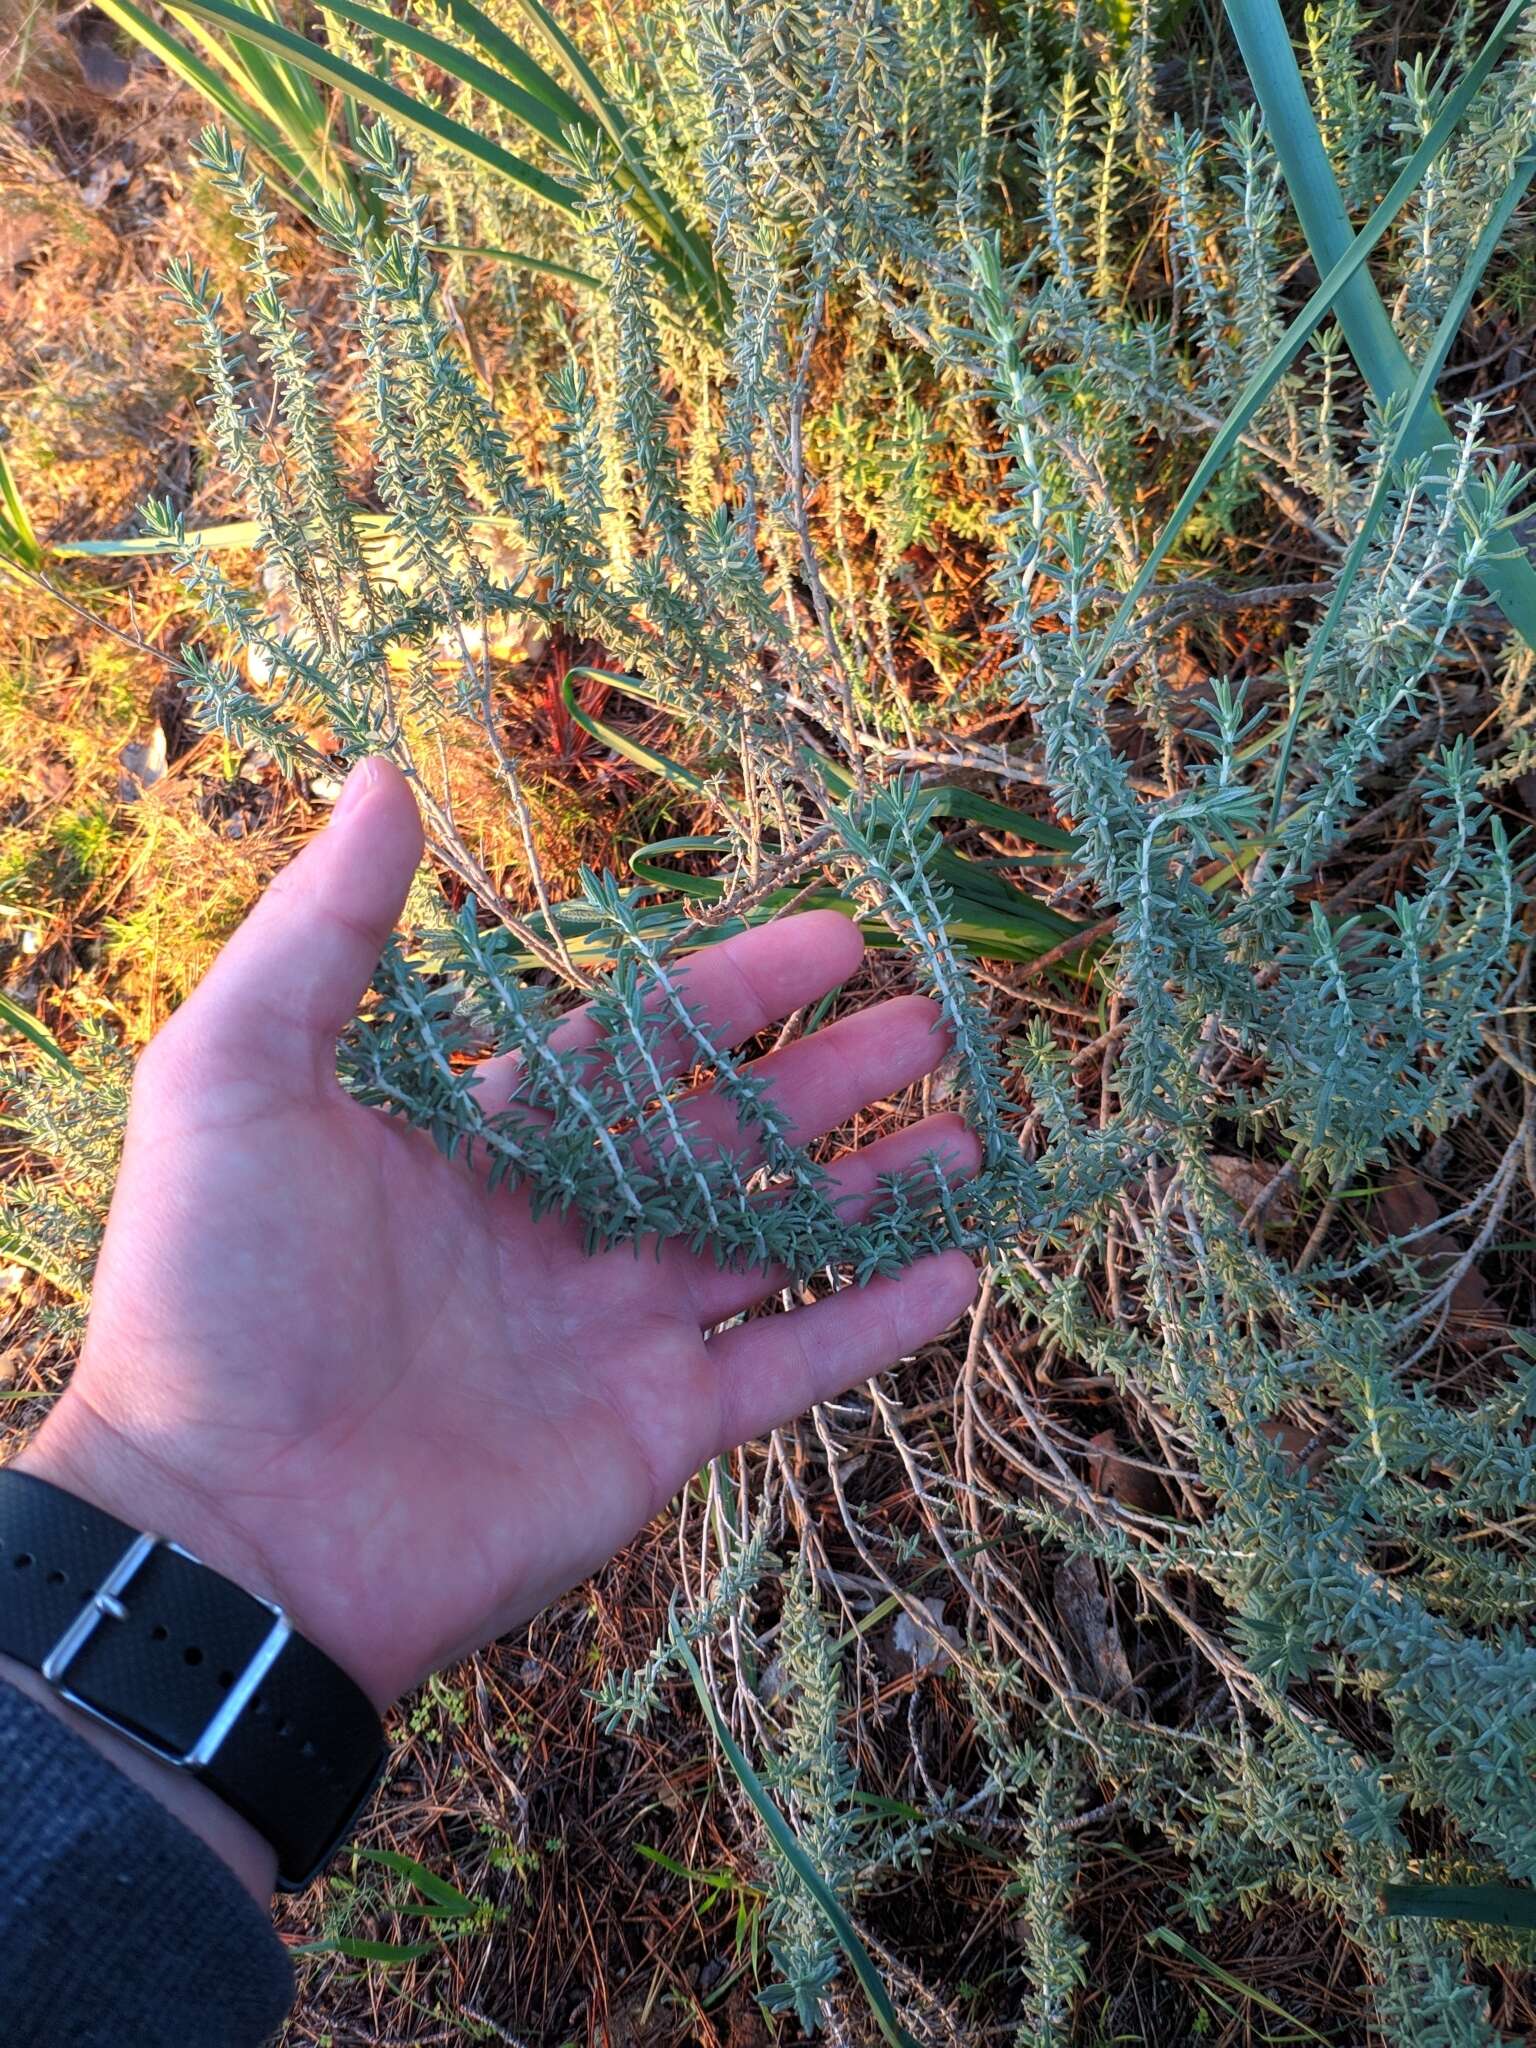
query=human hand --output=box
[19,759,978,1732]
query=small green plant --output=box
[404,1672,471,1740]
[302,1845,504,1966]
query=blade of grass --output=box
[95,0,324,210]
[0,443,44,571]
[1224,0,1536,654]
[497,0,724,315]
[314,0,592,159]
[177,5,322,134]
[439,242,600,291]
[416,0,589,126]
[169,0,582,211]
[1109,0,1533,645]
[672,1629,916,2048]
[293,1935,437,1963]
[565,671,1076,852]
[927,842,1079,936]
[0,993,77,1073]
[635,1842,761,1896]
[172,0,712,310]
[351,1846,485,1916]
[561,670,707,792]
[624,838,1083,960]
[1267,142,1536,824]
[1147,1927,1335,2044]
[375,0,699,280]
[175,7,352,200]
[55,509,525,556]
[924,786,1077,853]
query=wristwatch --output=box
[0,1468,387,1890]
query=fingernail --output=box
[330,758,379,825]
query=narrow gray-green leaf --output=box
[1269,143,1536,821]
[1112,0,1532,644]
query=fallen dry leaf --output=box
[888,1595,962,1676]
[118,725,167,798]
[1087,1428,1168,1517]
[1210,1154,1295,1230]
[1375,1165,1500,1344]
[1054,1552,1135,1702]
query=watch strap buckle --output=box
[40,1528,293,1771]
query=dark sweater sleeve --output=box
[0,1677,294,2047]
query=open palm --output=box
[24,761,978,1707]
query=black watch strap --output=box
[0,1468,386,1890]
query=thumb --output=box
[162,757,424,1090]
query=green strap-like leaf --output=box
[439,242,600,291]
[96,0,324,209]
[1113,0,1534,641]
[673,1630,917,2048]
[1147,1927,1334,2043]
[498,0,723,312]
[315,0,593,157]
[924,786,1077,853]
[293,1935,438,1963]
[623,841,1081,960]
[560,670,706,792]
[168,0,582,211]
[1268,142,1536,821]
[1225,0,1536,654]
[409,0,593,130]
[352,1845,485,1916]
[0,993,77,1074]
[56,509,524,557]
[1381,1882,1536,1931]
[0,443,44,569]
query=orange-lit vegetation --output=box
[4,2,1536,2042]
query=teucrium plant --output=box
[22,4,1536,2038]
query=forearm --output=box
[0,1668,293,2048]
[0,1652,277,1903]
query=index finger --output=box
[471,909,866,1117]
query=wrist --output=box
[17,1388,413,1711]
[14,1390,397,1703]
[6,1414,392,1890]
[6,1409,291,1896]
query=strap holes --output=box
[217,1670,235,1690]
[45,1569,65,1588]
[12,1553,33,1569]
[183,1646,204,1667]
[150,1624,169,1642]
